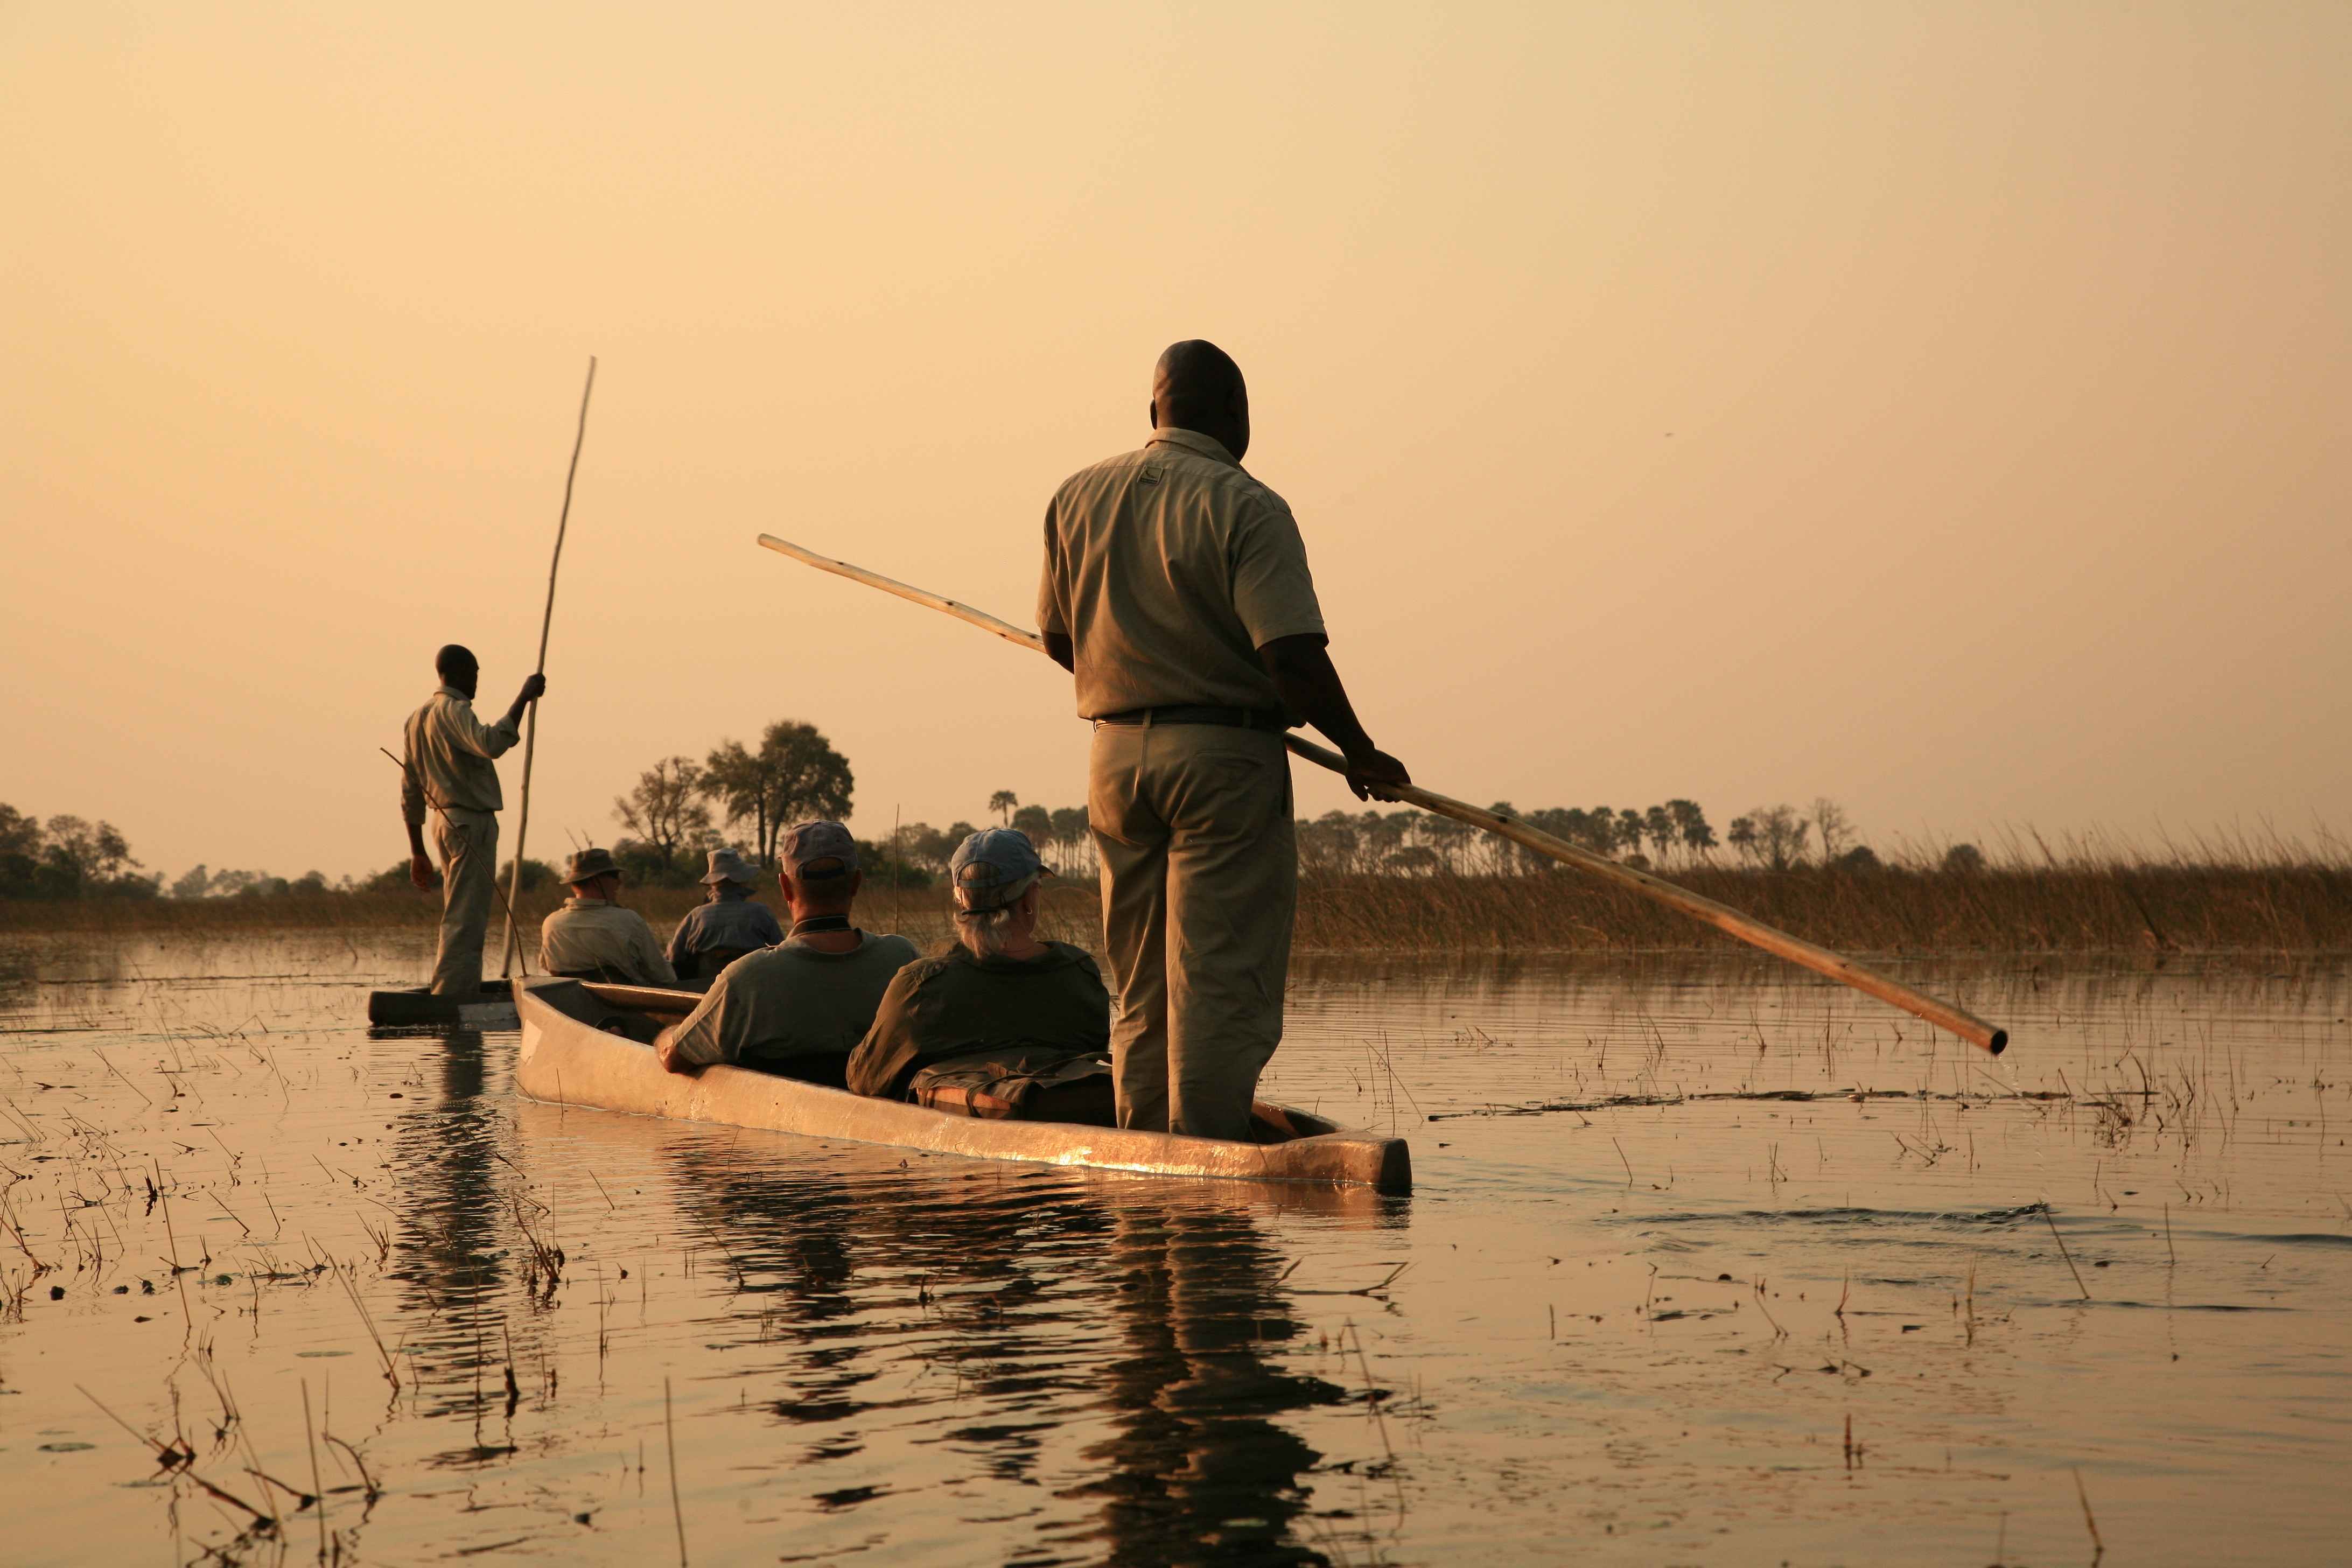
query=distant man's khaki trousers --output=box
[1089,722,1294,1141]
[430,808,500,995]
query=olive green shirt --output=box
[1036,427,1327,719]
[668,929,920,1067]
[845,941,1110,1100]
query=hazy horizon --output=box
[5,3,2346,885]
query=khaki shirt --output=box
[1037,427,1326,719]
[401,687,520,826]
[538,899,677,986]
[668,930,921,1067]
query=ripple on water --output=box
[0,932,2346,1566]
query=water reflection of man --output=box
[660,1141,1346,1563]
[379,1027,517,1427]
[1063,1205,1344,1564]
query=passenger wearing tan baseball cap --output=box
[655,822,920,1083]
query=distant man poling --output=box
[398,645,546,995]
[1037,339,1412,1139]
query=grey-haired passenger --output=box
[655,822,919,1083]
[844,829,1111,1106]
[664,847,786,980]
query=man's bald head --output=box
[435,644,479,697]
[1150,340,1250,462]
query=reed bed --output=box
[9,862,2349,955]
[0,886,665,934]
[1290,863,2352,954]
[0,881,1092,955]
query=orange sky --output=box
[3,2,2347,883]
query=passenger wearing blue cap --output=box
[844,829,1112,1115]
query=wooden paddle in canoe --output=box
[513,977,1412,1193]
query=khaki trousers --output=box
[430,808,499,995]
[1088,722,1294,1140]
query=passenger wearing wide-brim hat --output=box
[665,848,786,980]
[537,847,677,986]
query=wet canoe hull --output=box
[367,984,521,1028]
[513,977,1410,1193]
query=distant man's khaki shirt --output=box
[1037,427,1326,718]
[538,899,677,986]
[401,687,521,825]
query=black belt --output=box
[1094,705,1289,733]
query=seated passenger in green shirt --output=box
[846,828,1110,1103]
[655,822,918,1084]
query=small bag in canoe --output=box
[908,1047,1115,1125]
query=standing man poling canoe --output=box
[1037,340,1411,1139]
[400,644,545,995]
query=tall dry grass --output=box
[1289,863,2352,955]
[0,879,1100,951]
[8,855,2349,956]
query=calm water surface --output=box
[1,931,2345,1566]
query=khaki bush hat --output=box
[700,848,761,885]
[564,847,621,884]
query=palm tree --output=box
[1049,806,1093,877]
[987,790,1018,826]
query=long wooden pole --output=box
[755,531,2008,1054]
[499,356,598,978]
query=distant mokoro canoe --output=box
[367,984,522,1028]
[514,977,1411,1193]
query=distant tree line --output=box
[8,769,1999,906]
[609,772,1957,892]
[2,797,569,903]
[1300,799,1720,877]
[1293,797,1983,877]
[0,805,156,898]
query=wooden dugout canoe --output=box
[367,983,521,1028]
[513,977,1412,1194]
